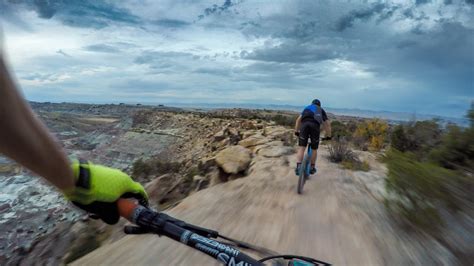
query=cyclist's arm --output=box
[0,56,74,190]
[294,115,302,132]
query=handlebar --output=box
[117,198,264,266]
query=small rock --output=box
[193,175,206,182]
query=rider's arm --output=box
[0,56,75,191]
[294,115,302,132]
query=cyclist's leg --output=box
[296,123,310,175]
[297,123,310,163]
[309,123,320,166]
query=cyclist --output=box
[294,99,332,175]
[0,53,147,224]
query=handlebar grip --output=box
[117,198,139,222]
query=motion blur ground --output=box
[73,146,459,265]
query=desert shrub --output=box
[271,114,298,128]
[384,150,468,229]
[331,120,351,140]
[132,157,182,179]
[428,105,473,171]
[341,159,370,172]
[390,125,409,152]
[353,119,388,151]
[429,123,474,171]
[328,141,355,163]
[328,141,370,171]
[132,110,154,127]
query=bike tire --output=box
[297,156,307,194]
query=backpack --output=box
[301,104,323,124]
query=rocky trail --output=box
[73,146,453,265]
[1,104,463,265]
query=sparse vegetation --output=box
[270,114,298,128]
[353,119,388,151]
[132,157,182,181]
[330,120,351,140]
[384,105,474,231]
[384,150,468,229]
[328,141,370,171]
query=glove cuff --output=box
[64,159,91,201]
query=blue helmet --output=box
[312,99,321,106]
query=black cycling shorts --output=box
[298,121,320,149]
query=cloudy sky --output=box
[0,0,473,117]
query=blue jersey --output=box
[301,104,328,124]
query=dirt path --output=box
[73,147,453,265]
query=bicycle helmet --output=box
[312,99,321,106]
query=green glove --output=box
[65,159,148,224]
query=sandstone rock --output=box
[257,145,294,158]
[207,167,223,186]
[241,130,257,139]
[199,157,216,172]
[145,174,174,201]
[238,134,269,148]
[215,146,252,174]
[240,120,257,130]
[213,129,226,141]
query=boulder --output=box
[215,146,252,174]
[238,134,269,148]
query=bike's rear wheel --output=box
[297,156,307,194]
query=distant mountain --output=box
[166,102,469,127]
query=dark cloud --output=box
[83,44,120,53]
[2,0,140,28]
[415,0,431,5]
[335,3,398,31]
[152,19,190,28]
[401,8,429,21]
[197,0,240,20]
[465,0,474,4]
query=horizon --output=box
[1,0,473,117]
[29,100,471,125]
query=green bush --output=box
[384,150,466,229]
[429,123,474,171]
[390,125,409,152]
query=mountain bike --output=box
[297,143,312,194]
[117,198,331,266]
[297,137,331,194]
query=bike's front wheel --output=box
[297,157,307,194]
